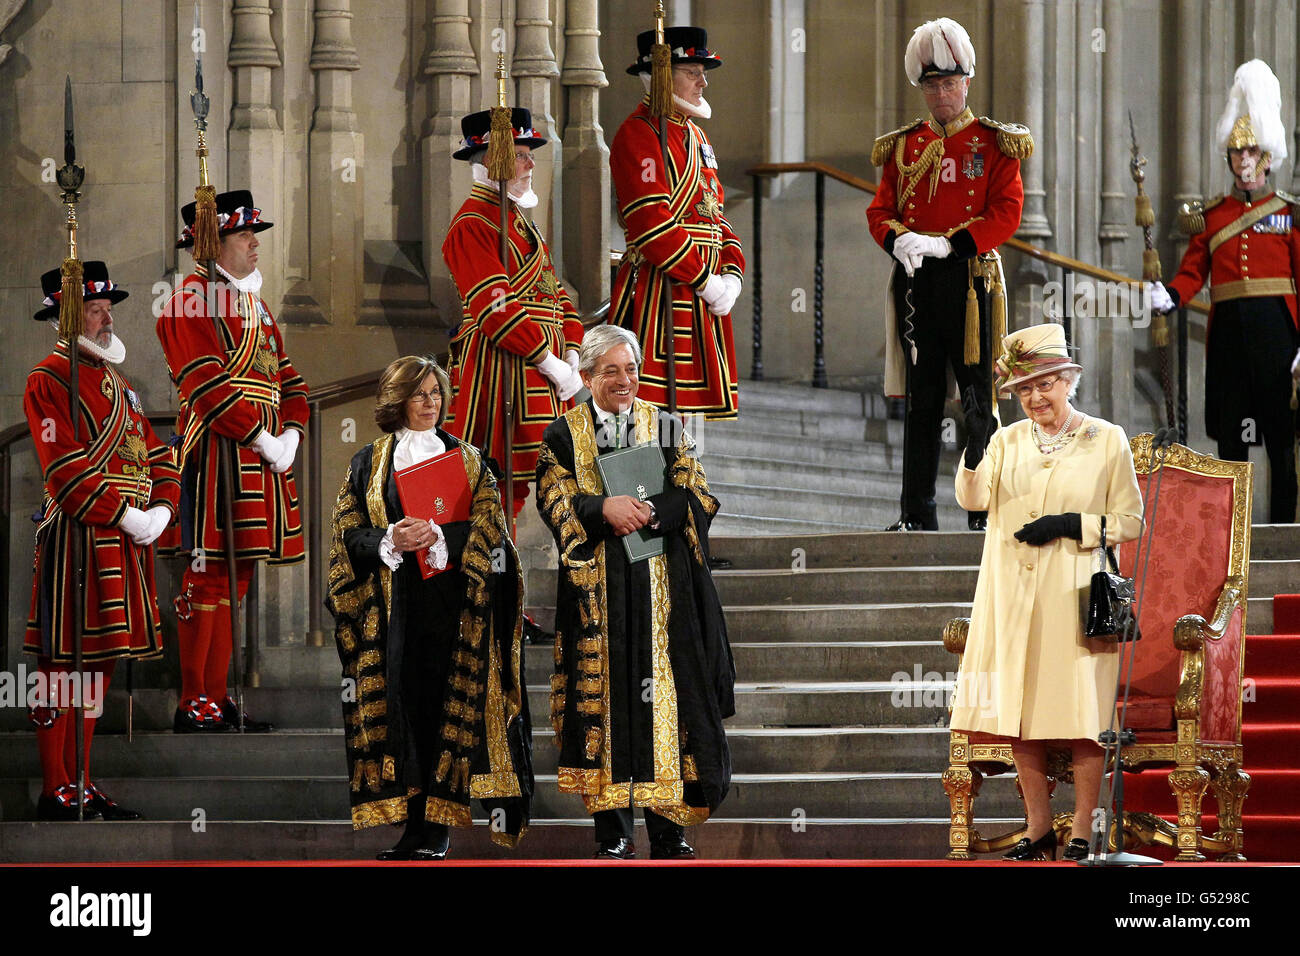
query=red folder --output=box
[393,447,472,579]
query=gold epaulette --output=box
[1178,195,1223,236]
[871,118,924,167]
[1276,189,1299,215]
[978,117,1034,159]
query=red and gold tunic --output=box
[610,98,745,419]
[442,182,586,479]
[24,345,181,662]
[155,268,309,564]
[1167,189,1300,329]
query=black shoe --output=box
[36,787,102,822]
[219,696,274,733]
[412,829,451,861]
[1062,838,1091,861]
[523,614,553,646]
[377,829,425,861]
[886,518,923,531]
[1003,828,1058,861]
[173,696,226,733]
[594,837,637,860]
[968,515,987,532]
[707,556,733,571]
[649,834,696,860]
[85,784,142,821]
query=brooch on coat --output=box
[1083,424,1098,440]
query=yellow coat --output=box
[950,416,1143,740]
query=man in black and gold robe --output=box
[536,325,734,859]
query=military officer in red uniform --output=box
[1152,60,1300,524]
[867,17,1031,531]
[157,190,309,731]
[442,107,586,522]
[25,262,180,819]
[610,26,745,420]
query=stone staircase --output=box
[3,381,1298,861]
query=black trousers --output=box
[1206,297,1299,523]
[593,807,683,843]
[891,257,994,526]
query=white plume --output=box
[1216,59,1287,162]
[904,18,976,87]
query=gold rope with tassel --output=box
[964,270,980,365]
[191,184,221,262]
[58,258,84,342]
[648,2,673,118]
[485,107,515,182]
[1134,192,1154,228]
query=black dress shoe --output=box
[1003,827,1058,861]
[36,788,102,822]
[85,784,142,821]
[707,556,733,571]
[523,614,553,646]
[886,518,923,531]
[649,834,696,860]
[173,696,226,733]
[376,844,415,861]
[594,837,637,859]
[968,515,987,532]
[1062,838,1091,861]
[219,696,274,733]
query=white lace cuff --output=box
[379,524,403,571]
[424,520,449,572]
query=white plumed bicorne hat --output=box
[1215,59,1288,165]
[904,18,976,87]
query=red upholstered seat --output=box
[941,437,1252,861]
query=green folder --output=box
[595,441,667,563]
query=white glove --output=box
[119,506,152,545]
[1147,281,1174,315]
[270,429,300,474]
[698,273,728,309]
[890,233,924,277]
[1292,348,1300,381]
[564,349,580,372]
[252,429,286,466]
[537,351,584,401]
[710,274,742,316]
[915,234,952,258]
[140,505,172,546]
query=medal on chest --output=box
[254,329,279,378]
[699,142,718,169]
[962,136,986,180]
[1254,212,1293,234]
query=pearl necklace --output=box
[1033,409,1078,454]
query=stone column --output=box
[421,0,477,323]
[1015,0,1051,241]
[514,0,562,249]
[308,0,364,326]
[764,0,805,199]
[561,0,609,311]
[228,0,285,310]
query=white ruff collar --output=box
[394,427,447,472]
[472,164,539,208]
[639,73,712,119]
[79,332,126,365]
[215,263,264,296]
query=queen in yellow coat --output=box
[950,324,1143,861]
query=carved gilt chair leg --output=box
[943,766,981,860]
[1168,767,1211,862]
[1209,763,1250,862]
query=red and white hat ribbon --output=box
[178,205,265,244]
[42,279,116,309]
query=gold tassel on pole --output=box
[191,184,221,262]
[485,51,515,182]
[1134,192,1154,228]
[964,281,980,365]
[649,2,673,118]
[1142,247,1162,281]
[58,258,84,342]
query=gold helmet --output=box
[1216,59,1287,170]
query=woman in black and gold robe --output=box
[326,356,531,860]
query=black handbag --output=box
[1085,517,1141,642]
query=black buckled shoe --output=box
[1003,828,1058,861]
[649,834,696,860]
[594,837,637,860]
[85,783,142,821]
[37,785,102,822]
[706,556,733,571]
[412,827,451,861]
[220,696,274,733]
[173,696,226,733]
[1062,838,1091,861]
[886,518,923,531]
[968,515,988,532]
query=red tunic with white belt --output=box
[610,97,745,419]
[155,267,309,564]
[442,182,586,478]
[24,345,181,661]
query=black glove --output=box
[961,385,993,470]
[1014,513,1083,546]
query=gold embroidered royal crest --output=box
[254,331,279,378]
[695,184,721,221]
[537,269,561,300]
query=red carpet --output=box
[1121,611,1300,861]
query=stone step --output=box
[711,482,968,528]
[697,431,955,474]
[700,403,908,446]
[711,513,894,536]
[730,379,882,418]
[0,726,953,778]
[710,531,985,569]
[0,770,1028,822]
[712,567,980,606]
[706,454,910,498]
[0,818,1015,861]
[1250,525,1300,560]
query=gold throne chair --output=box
[941,435,1252,862]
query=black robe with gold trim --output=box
[536,399,734,824]
[326,430,531,844]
